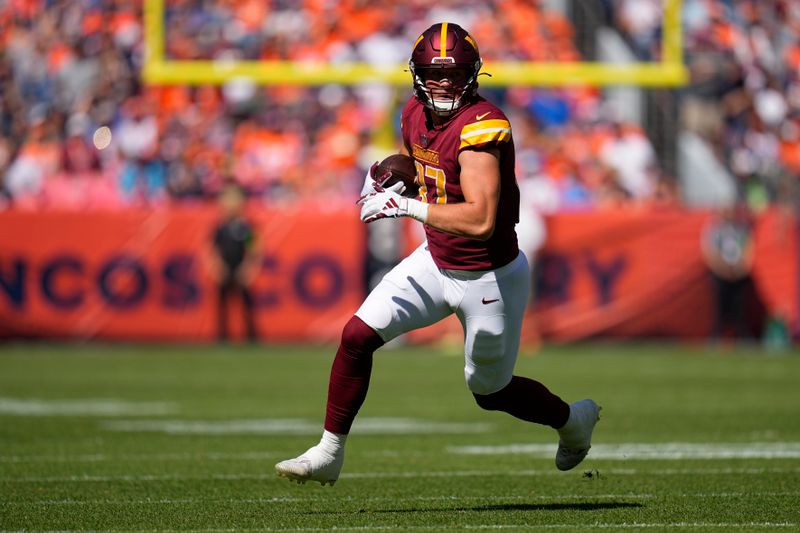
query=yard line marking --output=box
[343,466,800,478]
[449,442,800,460]
[5,467,800,483]
[0,451,285,463]
[7,491,800,506]
[5,497,307,505]
[0,397,176,416]
[462,525,798,531]
[5,441,800,464]
[102,417,492,435]
[4,493,656,505]
[6,441,798,464]
[460,525,799,531]
[4,522,789,532]
[0,449,426,463]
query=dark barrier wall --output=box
[0,206,796,342]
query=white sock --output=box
[557,406,579,439]
[319,430,347,456]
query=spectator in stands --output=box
[115,96,165,203]
[61,113,100,174]
[209,182,259,343]
[40,112,119,209]
[56,38,101,114]
[678,0,800,207]
[5,107,61,208]
[599,121,658,201]
[2,0,798,211]
[613,0,662,59]
[0,135,12,209]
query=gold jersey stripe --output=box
[459,120,512,149]
[440,22,448,57]
[461,119,511,135]
[459,130,512,149]
[458,129,511,150]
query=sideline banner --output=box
[0,207,796,343]
[534,208,796,340]
[0,206,365,342]
[534,209,715,339]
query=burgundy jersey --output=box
[400,95,519,271]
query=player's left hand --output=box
[360,162,407,197]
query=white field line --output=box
[192,524,793,531]
[5,493,657,505]
[459,525,800,531]
[0,449,432,464]
[449,442,800,460]
[0,451,286,463]
[2,523,795,532]
[0,449,428,463]
[5,467,800,483]
[0,397,176,416]
[463,524,799,531]
[3,441,800,464]
[102,417,492,435]
[6,491,800,506]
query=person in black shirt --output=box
[210,183,259,342]
[701,203,755,341]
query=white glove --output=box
[357,183,428,224]
[359,162,407,197]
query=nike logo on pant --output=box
[481,298,500,305]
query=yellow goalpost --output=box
[142,0,687,87]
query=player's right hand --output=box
[357,185,405,223]
[357,182,419,223]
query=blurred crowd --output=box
[0,0,794,212]
[614,0,800,209]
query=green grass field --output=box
[1,341,799,531]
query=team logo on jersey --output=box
[412,143,439,166]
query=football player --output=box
[276,22,600,486]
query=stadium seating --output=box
[0,1,797,211]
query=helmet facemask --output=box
[410,61,481,116]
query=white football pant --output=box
[356,242,530,395]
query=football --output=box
[374,154,420,198]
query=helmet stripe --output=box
[464,34,478,54]
[440,22,448,57]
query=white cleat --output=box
[556,399,601,471]
[275,445,343,487]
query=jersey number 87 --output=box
[415,161,447,205]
